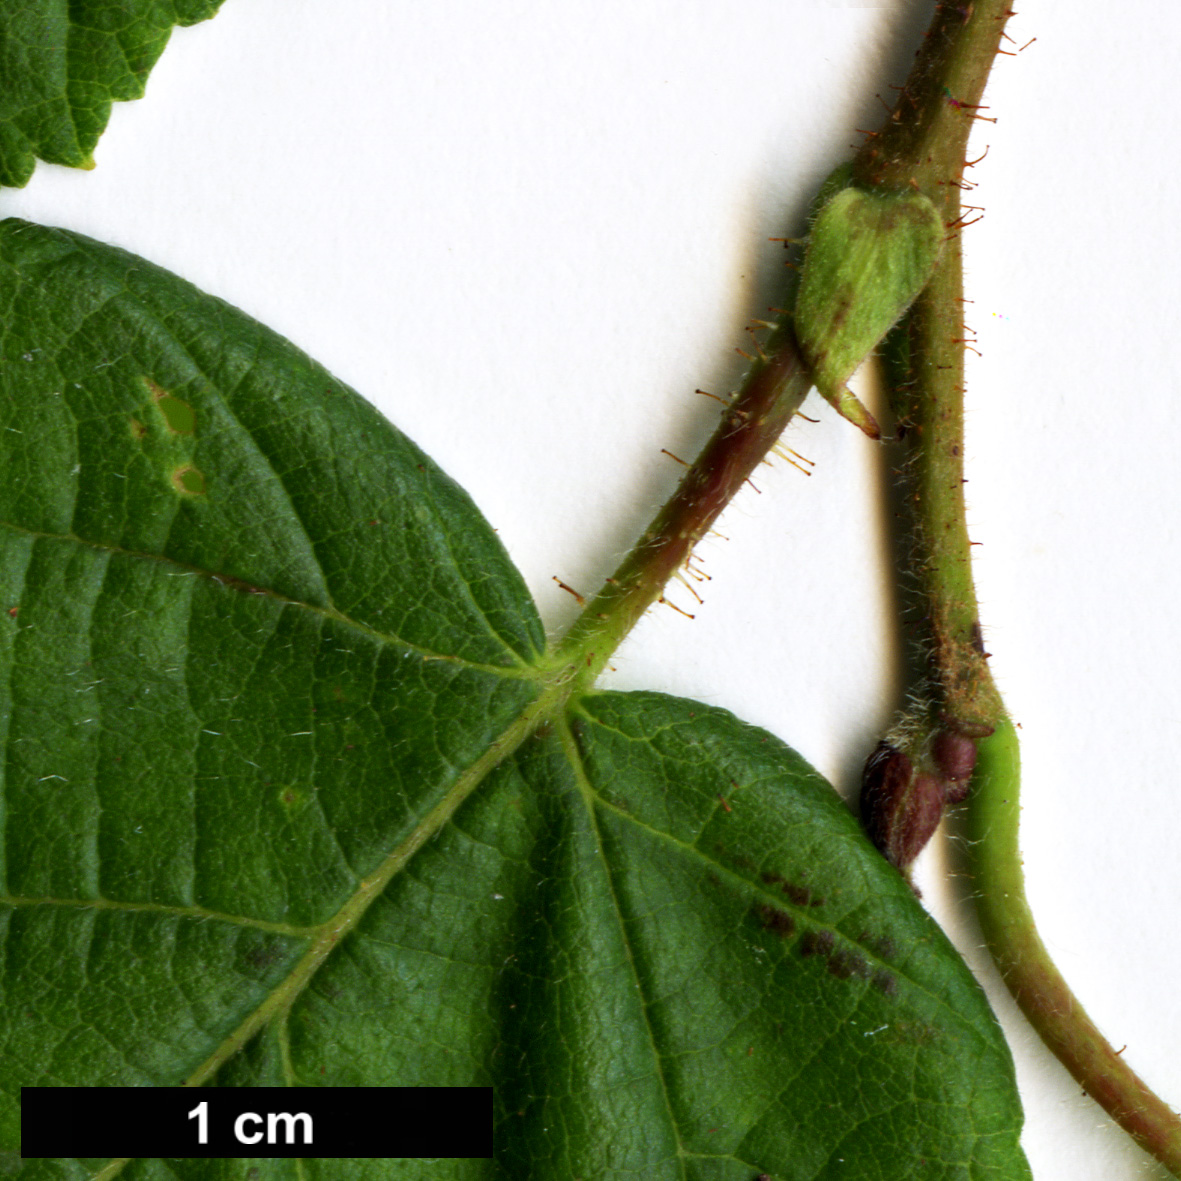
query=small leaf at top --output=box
[0,0,228,189]
[794,184,944,438]
[0,220,1029,1180]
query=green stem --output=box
[554,322,812,688]
[972,722,1181,1174]
[858,0,1016,734]
[868,1,1181,1173]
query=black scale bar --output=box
[21,1087,492,1159]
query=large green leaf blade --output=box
[0,1,227,189]
[0,221,1029,1179]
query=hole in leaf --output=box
[146,378,196,435]
[172,465,206,495]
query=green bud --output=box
[794,184,944,439]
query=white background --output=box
[5,2,1179,1177]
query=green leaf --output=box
[0,0,227,189]
[0,221,1029,1180]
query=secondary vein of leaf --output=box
[0,518,539,680]
[0,894,315,937]
[585,776,970,1029]
[555,709,996,1165]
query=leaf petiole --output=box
[553,320,813,688]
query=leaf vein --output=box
[587,782,983,1029]
[164,323,339,614]
[0,518,536,679]
[0,893,318,937]
[556,715,691,1179]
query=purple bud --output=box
[860,742,946,870]
[932,729,977,803]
